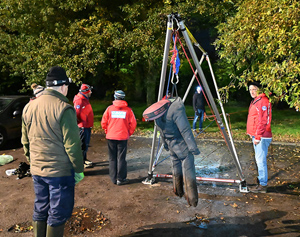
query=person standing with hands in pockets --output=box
[22,66,84,237]
[192,86,206,134]
[73,83,94,168]
[247,81,272,193]
[101,90,137,186]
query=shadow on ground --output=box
[123,210,297,237]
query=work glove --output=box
[75,172,84,184]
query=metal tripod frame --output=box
[143,13,248,193]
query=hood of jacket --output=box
[113,100,128,108]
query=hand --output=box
[75,172,84,184]
[164,143,169,151]
[195,111,200,116]
[191,148,200,155]
[254,139,261,145]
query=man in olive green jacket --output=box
[22,66,84,237]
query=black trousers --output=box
[107,139,128,184]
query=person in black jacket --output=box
[192,86,206,133]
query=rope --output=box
[170,33,180,86]
[176,37,215,122]
[165,31,181,99]
[176,36,228,143]
[153,155,170,169]
[170,33,180,75]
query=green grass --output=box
[90,100,300,143]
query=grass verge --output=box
[89,100,300,144]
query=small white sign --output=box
[111,111,126,119]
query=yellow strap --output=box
[186,26,206,54]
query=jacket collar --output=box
[43,89,69,103]
[252,93,266,104]
[79,92,89,100]
[113,99,128,107]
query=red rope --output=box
[170,31,179,74]
[176,38,214,119]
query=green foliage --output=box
[3,0,299,111]
[0,0,236,102]
[215,0,300,110]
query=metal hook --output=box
[171,73,179,85]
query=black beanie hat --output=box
[248,81,262,88]
[46,66,71,87]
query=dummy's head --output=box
[143,99,171,121]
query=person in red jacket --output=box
[101,90,137,185]
[247,81,272,193]
[73,84,94,168]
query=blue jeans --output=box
[252,137,272,186]
[32,174,75,226]
[193,109,204,130]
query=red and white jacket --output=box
[101,100,137,140]
[73,93,94,128]
[247,93,272,140]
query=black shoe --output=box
[251,185,267,193]
[117,179,129,185]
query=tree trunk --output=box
[146,59,159,105]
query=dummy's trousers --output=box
[166,138,198,207]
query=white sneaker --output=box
[117,179,129,185]
[84,160,93,168]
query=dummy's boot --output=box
[32,221,47,237]
[182,153,198,207]
[172,158,184,197]
[173,173,184,197]
[183,176,198,207]
[46,223,65,237]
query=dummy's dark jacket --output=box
[155,97,199,155]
